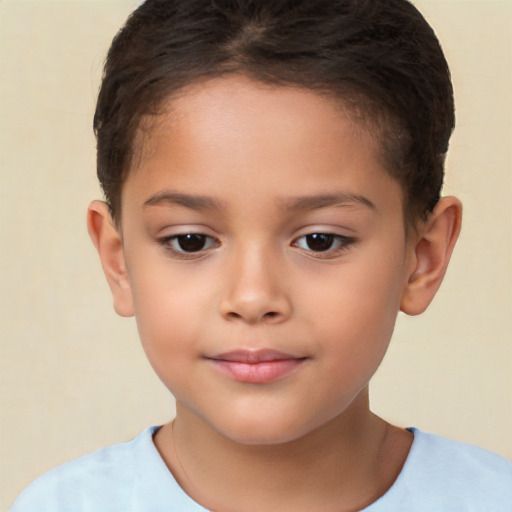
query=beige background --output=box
[0,0,511,509]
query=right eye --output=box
[159,233,218,255]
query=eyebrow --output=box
[281,193,376,212]
[143,190,376,213]
[143,191,225,211]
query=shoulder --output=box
[10,427,155,512]
[10,426,208,512]
[409,428,512,484]
[369,428,512,511]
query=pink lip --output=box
[207,349,307,384]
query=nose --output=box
[219,245,292,325]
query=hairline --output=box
[111,72,422,233]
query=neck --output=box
[154,390,412,512]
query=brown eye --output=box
[304,233,335,252]
[293,233,354,256]
[175,234,209,252]
[158,232,219,259]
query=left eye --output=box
[294,233,352,253]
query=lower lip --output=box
[210,359,305,384]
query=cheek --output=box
[302,248,406,371]
[304,255,404,326]
[127,259,211,378]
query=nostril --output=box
[225,310,279,322]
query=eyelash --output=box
[157,232,355,259]
[157,233,219,259]
[292,233,355,258]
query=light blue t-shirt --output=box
[10,426,512,511]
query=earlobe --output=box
[400,196,462,316]
[87,201,134,317]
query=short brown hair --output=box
[94,0,454,225]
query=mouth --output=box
[206,349,308,384]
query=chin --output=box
[217,426,305,446]
[209,411,324,446]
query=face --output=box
[119,76,415,444]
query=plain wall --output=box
[1,0,511,509]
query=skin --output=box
[88,75,462,511]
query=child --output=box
[10,0,511,510]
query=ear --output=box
[400,196,462,316]
[87,201,134,317]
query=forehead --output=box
[136,76,364,160]
[124,75,402,218]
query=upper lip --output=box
[207,349,305,363]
